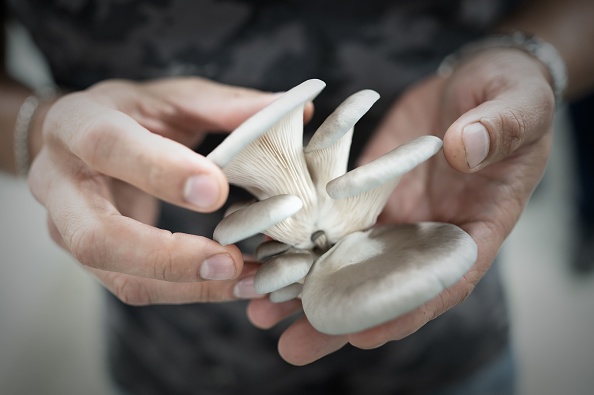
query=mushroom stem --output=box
[311,230,331,253]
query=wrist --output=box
[13,88,58,177]
[438,32,567,105]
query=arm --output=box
[500,0,594,100]
[247,0,594,365]
[0,1,36,174]
[1,8,282,304]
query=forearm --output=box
[0,74,53,175]
[1,0,51,175]
[0,0,30,174]
[500,0,594,100]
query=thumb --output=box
[442,85,554,173]
[185,83,285,132]
[212,90,315,132]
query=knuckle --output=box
[194,283,225,302]
[110,274,152,305]
[150,242,184,282]
[495,107,526,155]
[89,79,134,94]
[68,223,106,269]
[76,115,120,167]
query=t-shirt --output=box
[8,1,517,393]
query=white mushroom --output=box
[208,79,326,168]
[213,194,303,246]
[326,135,443,199]
[207,79,478,335]
[254,249,315,294]
[301,223,478,335]
[210,80,324,248]
[270,283,303,303]
[254,240,291,261]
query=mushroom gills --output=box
[208,79,326,168]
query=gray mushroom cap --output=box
[206,78,477,337]
[301,223,478,335]
[270,283,303,303]
[254,240,291,261]
[207,79,326,168]
[254,250,315,294]
[326,135,443,199]
[213,194,303,246]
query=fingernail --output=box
[233,276,263,299]
[184,174,220,209]
[462,123,490,169]
[200,253,236,280]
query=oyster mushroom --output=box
[207,79,477,335]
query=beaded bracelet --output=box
[438,31,568,105]
[13,88,57,177]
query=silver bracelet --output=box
[438,31,568,104]
[13,88,57,177]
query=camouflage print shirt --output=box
[8,1,519,394]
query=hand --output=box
[247,48,555,364]
[28,77,281,304]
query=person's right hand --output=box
[27,77,280,305]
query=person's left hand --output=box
[246,48,556,365]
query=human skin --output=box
[247,49,555,363]
[1,0,593,366]
[1,74,289,303]
[246,0,594,366]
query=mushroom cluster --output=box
[207,79,477,335]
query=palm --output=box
[248,71,552,365]
[366,75,550,269]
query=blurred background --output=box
[1,21,594,395]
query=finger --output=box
[303,101,315,125]
[347,304,434,349]
[357,77,443,166]
[348,262,479,350]
[46,97,229,212]
[278,316,348,366]
[347,221,494,350]
[43,170,244,283]
[139,78,286,133]
[46,216,67,250]
[246,297,303,329]
[90,261,261,305]
[443,67,555,173]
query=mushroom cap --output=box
[301,223,477,335]
[304,89,380,153]
[312,135,443,245]
[207,79,326,168]
[254,240,291,261]
[216,81,322,248]
[270,283,303,303]
[254,249,315,294]
[213,194,303,246]
[326,135,443,199]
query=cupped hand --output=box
[28,77,282,305]
[248,48,555,364]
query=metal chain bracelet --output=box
[438,31,568,105]
[13,87,57,177]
